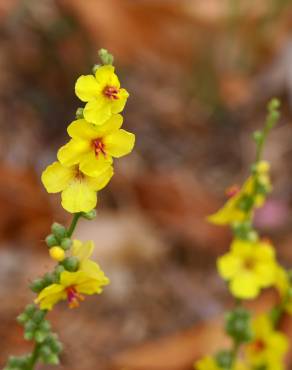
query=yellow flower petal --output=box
[76,279,105,295]
[72,240,94,263]
[86,166,113,191]
[111,88,129,113]
[230,272,259,299]
[104,129,135,158]
[83,99,112,126]
[57,139,90,166]
[61,179,97,213]
[217,253,241,280]
[75,75,100,102]
[97,114,124,135]
[67,119,100,140]
[35,284,66,311]
[95,65,120,88]
[60,270,86,287]
[41,161,74,193]
[80,151,112,177]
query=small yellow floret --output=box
[49,246,65,262]
[256,160,270,174]
[217,239,278,299]
[245,315,288,370]
[208,161,271,226]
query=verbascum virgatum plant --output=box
[4,48,135,370]
[195,99,291,370]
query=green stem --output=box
[67,212,82,237]
[27,343,41,370]
[230,340,240,369]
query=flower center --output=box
[253,339,266,353]
[74,166,85,181]
[65,286,84,309]
[244,257,256,270]
[92,138,106,157]
[103,86,119,100]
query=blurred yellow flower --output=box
[208,161,271,226]
[58,114,135,177]
[41,161,113,213]
[195,356,246,370]
[245,315,289,370]
[75,65,129,125]
[275,266,292,314]
[217,239,278,299]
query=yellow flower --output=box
[35,239,109,310]
[57,114,135,177]
[208,161,271,226]
[275,266,292,314]
[195,356,246,370]
[41,161,113,213]
[217,239,278,299]
[245,315,289,370]
[35,268,109,310]
[75,65,129,125]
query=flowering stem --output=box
[67,213,82,237]
[254,98,280,163]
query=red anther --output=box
[103,86,119,100]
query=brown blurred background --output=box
[1,0,292,369]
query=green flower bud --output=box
[43,272,57,286]
[17,313,29,325]
[24,331,34,341]
[60,237,72,250]
[32,310,46,324]
[215,350,233,369]
[268,98,280,112]
[40,345,52,358]
[54,264,65,278]
[62,256,79,272]
[51,222,67,240]
[24,320,37,333]
[30,278,45,293]
[39,320,51,332]
[81,209,96,220]
[75,107,84,119]
[43,353,60,365]
[98,48,114,65]
[50,339,63,354]
[35,330,48,343]
[24,304,36,317]
[225,308,252,343]
[253,130,263,143]
[45,234,59,248]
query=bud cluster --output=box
[4,305,62,369]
